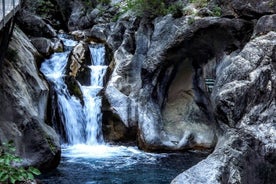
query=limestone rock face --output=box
[16,10,57,38]
[212,0,276,18]
[0,27,61,171]
[104,15,253,151]
[67,1,116,31]
[172,31,276,184]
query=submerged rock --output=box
[0,27,61,171]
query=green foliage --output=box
[118,0,184,19]
[0,141,41,184]
[269,0,275,7]
[166,2,184,17]
[188,17,195,25]
[189,0,209,8]
[211,5,221,17]
[98,0,111,5]
[125,0,167,18]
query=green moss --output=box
[64,76,84,106]
[45,137,56,153]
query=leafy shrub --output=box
[119,0,184,19]
[0,141,41,184]
[189,0,209,8]
[125,0,167,18]
[211,5,221,17]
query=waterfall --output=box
[40,36,107,146]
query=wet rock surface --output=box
[0,27,61,171]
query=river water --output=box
[38,35,207,184]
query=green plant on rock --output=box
[98,0,111,5]
[189,0,209,8]
[166,1,184,17]
[211,5,222,17]
[188,16,196,25]
[126,0,167,18]
[269,0,275,7]
[0,141,41,184]
[118,0,184,19]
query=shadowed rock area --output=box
[0,27,61,171]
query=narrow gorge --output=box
[0,0,275,183]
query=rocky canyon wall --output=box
[0,27,60,171]
[0,0,274,183]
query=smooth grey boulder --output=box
[253,14,276,36]
[0,27,61,171]
[172,31,276,184]
[30,37,63,57]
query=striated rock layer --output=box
[172,30,276,184]
[102,15,253,151]
[0,27,61,171]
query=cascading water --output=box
[39,35,208,184]
[41,36,106,145]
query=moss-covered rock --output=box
[64,76,84,106]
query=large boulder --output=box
[0,27,61,171]
[30,37,63,57]
[104,14,253,151]
[63,41,92,105]
[66,41,92,85]
[253,14,276,36]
